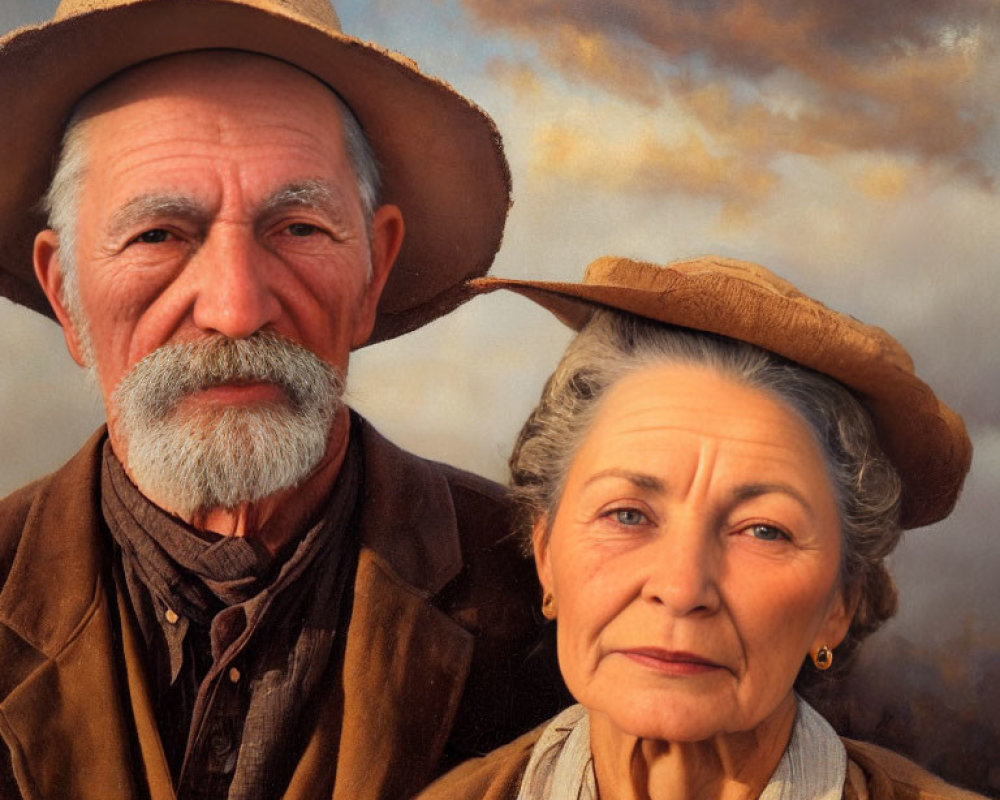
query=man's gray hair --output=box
[41,80,381,336]
[510,308,903,687]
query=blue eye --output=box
[614,508,647,526]
[747,524,785,541]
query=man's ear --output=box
[33,229,89,367]
[351,203,405,348]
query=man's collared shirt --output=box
[101,427,362,800]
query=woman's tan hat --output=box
[0,0,510,344]
[473,255,972,529]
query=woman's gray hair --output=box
[510,308,903,686]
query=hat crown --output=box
[54,0,342,29]
[583,255,915,373]
[584,255,804,299]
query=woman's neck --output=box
[588,695,797,800]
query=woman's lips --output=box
[617,648,727,676]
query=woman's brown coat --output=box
[414,719,991,800]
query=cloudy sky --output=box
[1,0,998,788]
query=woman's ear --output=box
[816,585,860,652]
[532,515,553,597]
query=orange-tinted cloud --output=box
[853,160,915,200]
[485,59,544,99]
[463,0,998,197]
[532,121,773,194]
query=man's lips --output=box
[186,381,287,405]
[616,648,728,676]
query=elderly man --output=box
[0,2,561,799]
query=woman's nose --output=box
[191,228,281,339]
[641,518,722,616]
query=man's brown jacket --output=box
[0,418,561,799]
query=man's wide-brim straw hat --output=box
[473,256,973,529]
[0,0,511,344]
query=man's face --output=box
[34,53,402,506]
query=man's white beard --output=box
[112,332,343,517]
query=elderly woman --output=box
[418,256,984,800]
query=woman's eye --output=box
[745,524,787,541]
[131,229,172,245]
[612,508,647,526]
[286,223,319,237]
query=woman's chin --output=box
[586,685,796,748]
[588,694,746,744]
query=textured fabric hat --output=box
[473,255,972,529]
[0,0,511,344]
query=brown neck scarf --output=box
[102,418,363,800]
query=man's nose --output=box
[641,516,722,616]
[191,228,281,339]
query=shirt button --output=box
[165,608,179,625]
[228,667,241,683]
[209,729,231,756]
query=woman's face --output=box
[535,363,853,743]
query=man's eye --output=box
[286,223,319,237]
[131,229,172,244]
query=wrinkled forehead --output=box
[591,363,827,461]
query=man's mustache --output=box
[113,332,342,418]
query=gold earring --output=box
[541,592,557,620]
[812,645,833,671]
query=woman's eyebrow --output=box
[579,473,816,513]
[582,469,665,492]
[732,483,815,515]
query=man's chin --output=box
[120,404,335,519]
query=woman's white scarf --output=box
[516,696,846,800]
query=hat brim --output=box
[472,255,973,529]
[0,0,510,344]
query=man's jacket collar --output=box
[0,428,107,670]
[354,416,465,596]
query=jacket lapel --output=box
[0,430,148,800]
[286,420,476,800]
[331,551,473,800]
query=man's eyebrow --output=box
[259,179,343,216]
[106,194,205,241]
[582,469,666,493]
[732,483,815,515]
